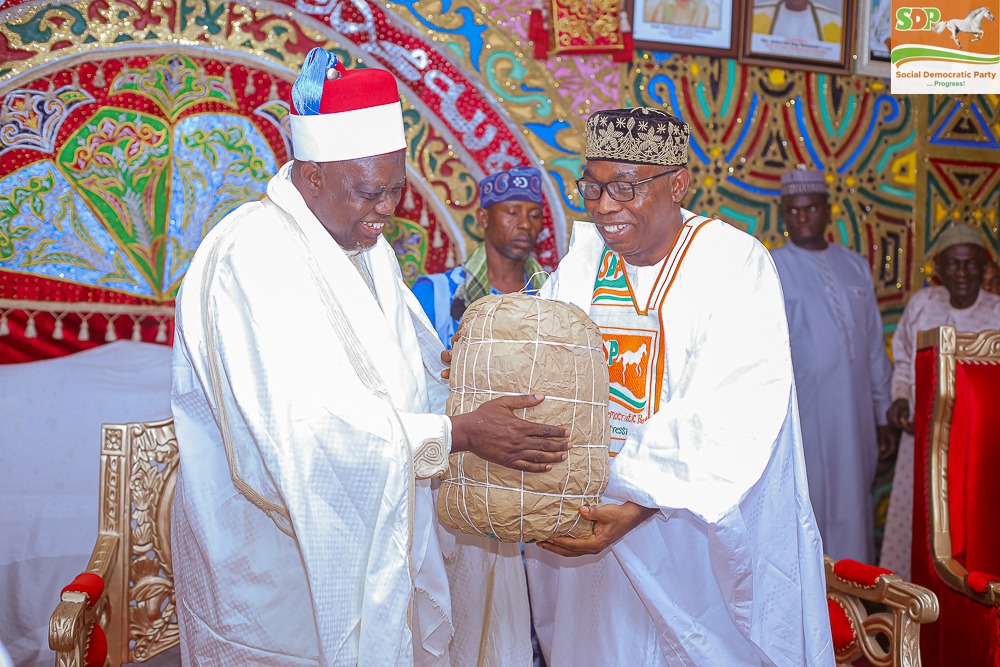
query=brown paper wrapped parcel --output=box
[437,293,610,542]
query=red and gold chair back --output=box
[911,326,1000,666]
[49,419,179,667]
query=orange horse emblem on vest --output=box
[605,334,654,412]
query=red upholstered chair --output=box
[49,419,179,666]
[910,326,1000,666]
[825,555,938,666]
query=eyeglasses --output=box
[575,168,681,203]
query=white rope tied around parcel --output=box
[437,293,611,542]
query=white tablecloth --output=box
[0,342,175,666]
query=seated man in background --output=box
[880,223,1000,579]
[771,167,895,564]
[413,166,547,347]
[524,107,834,666]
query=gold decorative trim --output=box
[824,555,939,667]
[921,326,1000,607]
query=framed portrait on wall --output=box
[628,0,742,58]
[855,0,891,76]
[740,0,856,73]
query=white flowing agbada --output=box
[525,215,834,667]
[772,243,893,563]
[171,163,458,666]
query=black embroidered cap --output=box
[585,107,690,167]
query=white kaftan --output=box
[879,286,1000,578]
[772,242,893,563]
[171,162,454,666]
[525,215,834,667]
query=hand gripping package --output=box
[437,293,610,542]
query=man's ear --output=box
[476,207,488,231]
[671,168,691,204]
[298,161,323,196]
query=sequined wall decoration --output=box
[392,1,914,325]
[0,0,565,361]
[917,94,1000,279]
[626,56,918,328]
[396,0,999,327]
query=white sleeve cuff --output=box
[398,413,452,479]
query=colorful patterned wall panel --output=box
[917,94,1000,282]
[390,0,919,332]
[626,56,918,329]
[0,0,564,361]
[400,0,998,332]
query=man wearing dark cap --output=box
[771,167,895,565]
[412,166,547,348]
[880,223,1000,578]
[524,108,834,666]
[170,48,568,664]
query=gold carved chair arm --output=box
[825,555,939,667]
[933,555,1000,606]
[49,533,119,666]
[965,573,1000,606]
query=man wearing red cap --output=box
[170,49,568,665]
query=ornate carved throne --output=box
[49,419,179,666]
[911,326,1000,666]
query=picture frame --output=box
[628,0,742,59]
[740,0,857,74]
[855,0,891,77]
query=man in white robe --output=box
[771,168,894,563]
[880,223,1000,578]
[170,49,567,666]
[524,108,834,666]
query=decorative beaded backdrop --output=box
[1,0,998,367]
[0,0,565,361]
[387,0,999,335]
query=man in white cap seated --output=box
[879,222,1000,578]
[771,166,895,565]
[523,107,834,666]
[170,48,569,665]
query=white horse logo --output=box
[931,6,995,49]
[616,343,648,377]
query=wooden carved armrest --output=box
[49,593,90,654]
[49,533,119,665]
[825,556,939,667]
[933,555,1000,606]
